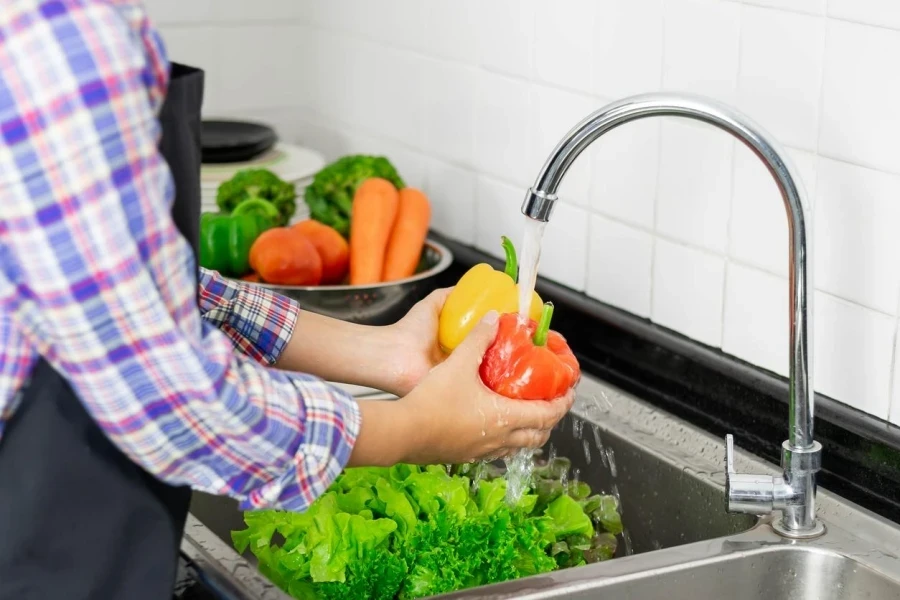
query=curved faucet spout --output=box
[523,92,823,538]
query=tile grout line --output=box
[648,0,673,323]
[889,282,900,424]
[889,318,900,424]
[721,2,748,348]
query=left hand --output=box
[383,287,452,397]
[273,286,453,397]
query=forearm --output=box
[274,309,406,394]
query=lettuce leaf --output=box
[233,462,624,599]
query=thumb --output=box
[454,310,500,361]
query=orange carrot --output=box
[349,178,401,285]
[382,188,431,282]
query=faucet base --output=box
[773,518,826,540]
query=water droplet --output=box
[572,418,584,440]
[622,530,634,556]
[607,447,618,478]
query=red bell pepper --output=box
[479,303,581,400]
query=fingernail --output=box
[483,310,499,324]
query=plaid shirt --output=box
[0,0,360,512]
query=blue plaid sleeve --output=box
[197,267,300,365]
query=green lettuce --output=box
[233,460,623,599]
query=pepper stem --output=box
[533,302,554,347]
[501,236,518,281]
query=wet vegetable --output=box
[480,302,581,400]
[438,237,543,353]
[233,459,622,600]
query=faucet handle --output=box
[725,433,736,475]
[724,432,778,514]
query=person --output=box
[0,2,575,599]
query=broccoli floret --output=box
[303,155,405,238]
[216,168,296,226]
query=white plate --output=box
[200,143,324,190]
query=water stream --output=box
[498,217,632,554]
[503,218,548,505]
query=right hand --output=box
[395,311,575,465]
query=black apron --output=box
[0,63,205,600]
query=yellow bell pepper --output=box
[438,236,543,352]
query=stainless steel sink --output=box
[440,529,900,599]
[184,375,900,599]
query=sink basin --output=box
[184,375,900,599]
[438,531,900,600]
[584,547,898,600]
[188,377,756,564]
[547,410,754,555]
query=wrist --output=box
[390,398,422,464]
[370,324,416,396]
[349,399,421,467]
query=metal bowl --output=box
[238,238,453,325]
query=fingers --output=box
[504,428,552,450]
[503,388,575,431]
[426,287,453,305]
[480,449,511,462]
[452,310,499,362]
[421,287,453,316]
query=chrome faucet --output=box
[522,92,825,539]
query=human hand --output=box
[382,287,452,397]
[393,311,575,465]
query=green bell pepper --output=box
[199,212,272,277]
[231,196,281,228]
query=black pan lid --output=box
[201,119,277,164]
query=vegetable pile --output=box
[232,457,621,600]
[304,155,406,238]
[199,156,432,287]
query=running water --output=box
[517,219,547,319]
[503,218,548,505]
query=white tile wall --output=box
[146,0,900,422]
[652,239,727,347]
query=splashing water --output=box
[471,461,487,493]
[573,417,584,439]
[504,449,535,505]
[606,448,618,478]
